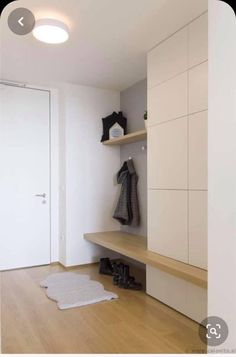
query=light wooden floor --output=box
[1,263,206,354]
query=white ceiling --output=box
[0,0,207,91]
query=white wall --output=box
[59,83,121,266]
[208,0,236,352]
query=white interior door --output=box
[0,84,50,270]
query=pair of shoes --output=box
[112,262,142,290]
[99,257,113,275]
[112,262,123,285]
[120,264,142,290]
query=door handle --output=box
[35,193,46,198]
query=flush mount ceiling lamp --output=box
[33,19,69,44]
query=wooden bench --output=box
[84,231,207,288]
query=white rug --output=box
[40,272,118,310]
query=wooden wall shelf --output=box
[102,129,147,145]
[84,231,207,288]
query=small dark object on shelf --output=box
[101,111,127,142]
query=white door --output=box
[0,84,50,270]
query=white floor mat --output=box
[40,272,118,310]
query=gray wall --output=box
[120,79,147,237]
[121,79,147,132]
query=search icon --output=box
[209,327,218,335]
[200,316,228,346]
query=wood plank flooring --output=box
[1,263,206,354]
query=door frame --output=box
[0,80,59,264]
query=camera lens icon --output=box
[199,316,229,346]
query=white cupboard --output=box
[189,111,208,189]
[148,190,188,262]
[147,12,208,322]
[189,61,208,114]
[146,266,207,323]
[189,191,208,269]
[148,117,188,189]
[148,72,188,126]
[147,27,188,88]
[188,12,208,68]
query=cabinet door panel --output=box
[146,265,207,323]
[189,191,208,269]
[148,28,187,88]
[189,61,208,114]
[189,13,208,68]
[148,190,188,263]
[148,117,188,189]
[148,72,187,126]
[189,111,208,189]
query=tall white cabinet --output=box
[146,13,208,323]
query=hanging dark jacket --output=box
[113,159,140,226]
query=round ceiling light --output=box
[33,19,69,44]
